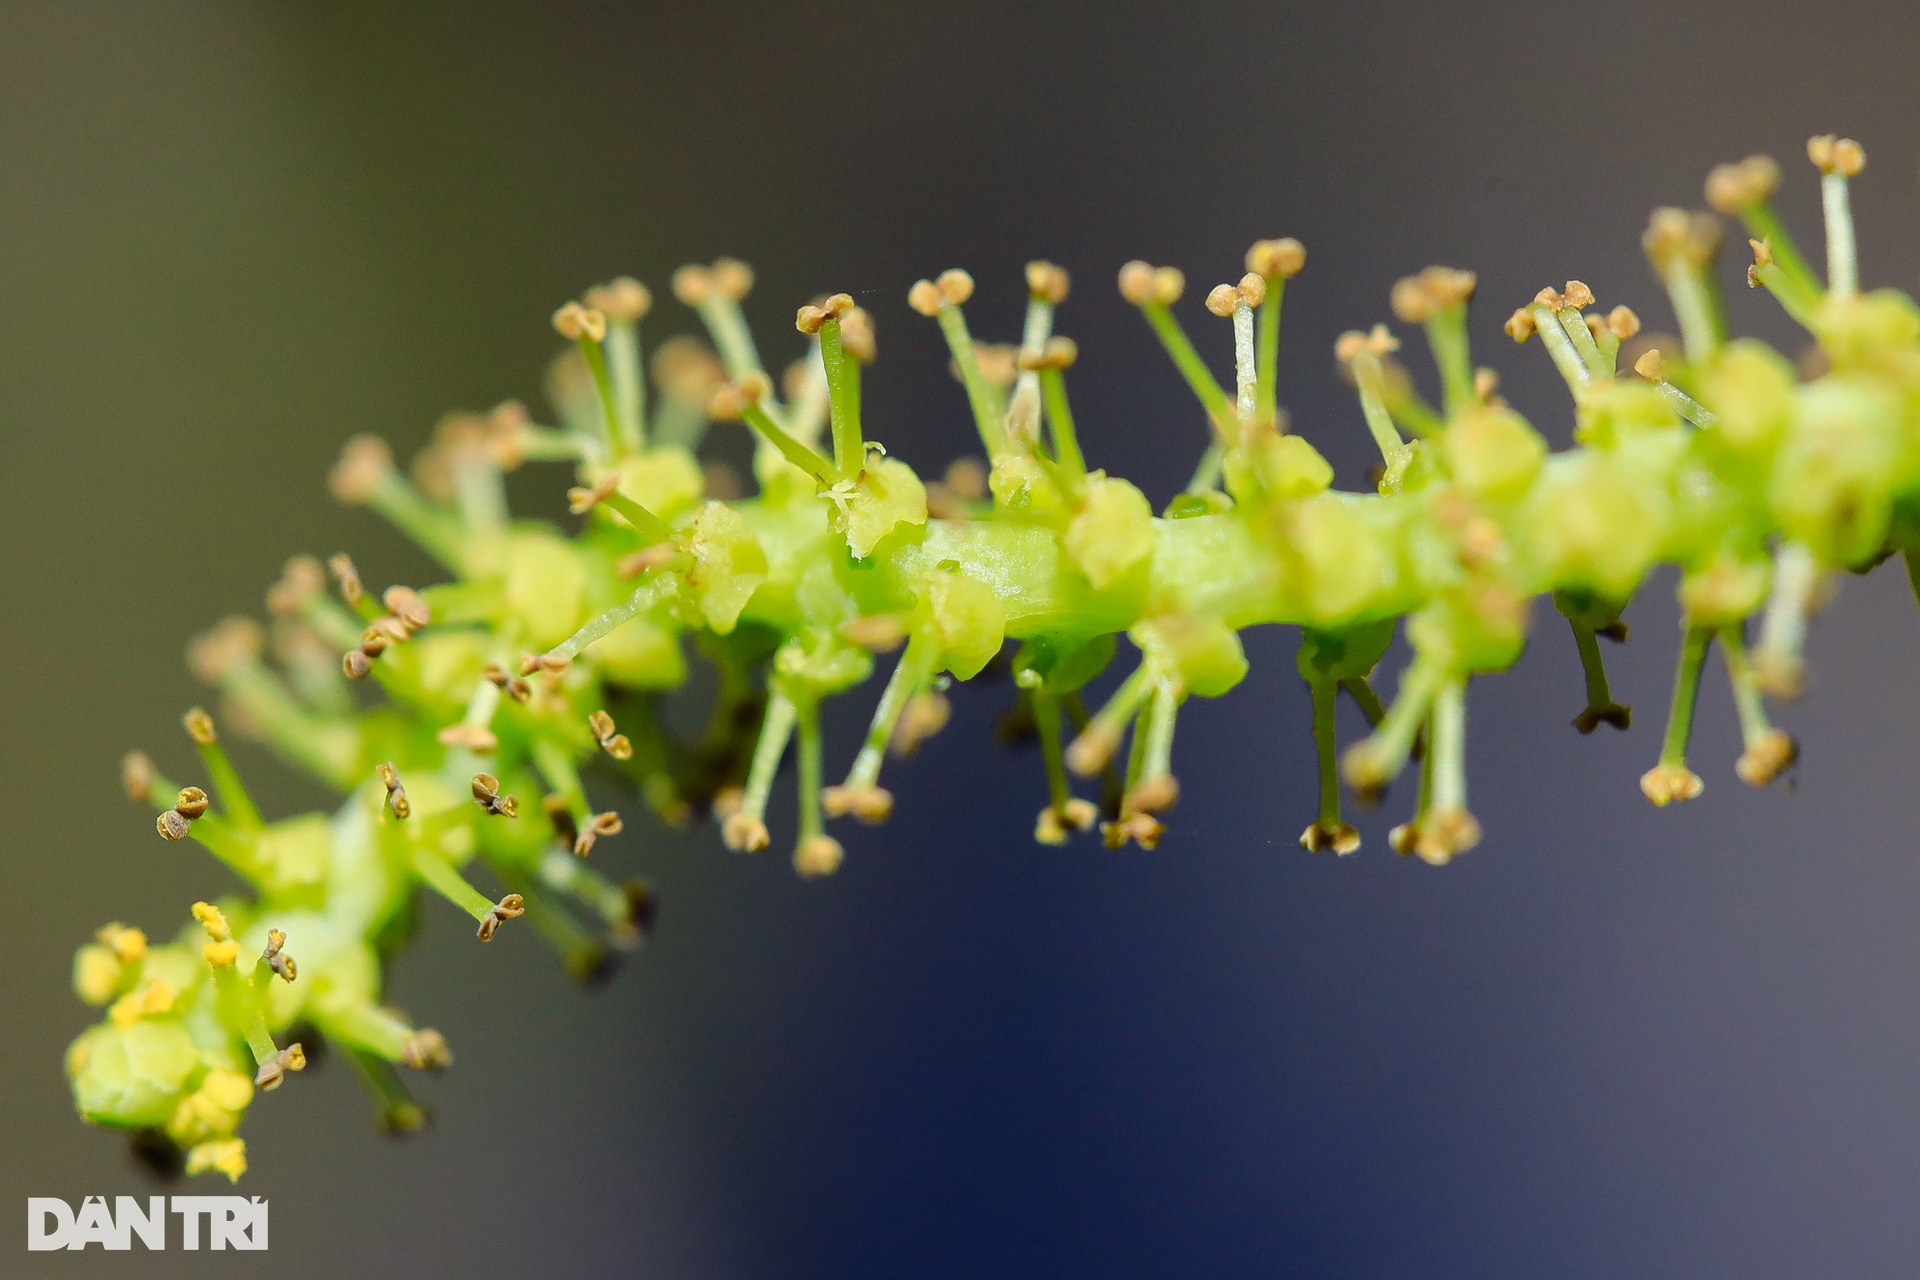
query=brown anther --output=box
[583,276,652,322]
[652,336,726,403]
[1150,265,1185,306]
[327,552,364,606]
[1607,305,1641,340]
[1504,308,1537,343]
[469,772,516,818]
[1123,774,1181,815]
[966,343,1019,389]
[567,474,620,515]
[711,257,754,299]
[793,834,845,878]
[1633,348,1667,382]
[342,649,373,680]
[254,1043,307,1091]
[1392,266,1478,324]
[481,663,533,703]
[1101,812,1164,851]
[588,709,634,760]
[1639,763,1705,806]
[1204,283,1238,317]
[1414,808,1481,866]
[261,929,297,982]
[1585,314,1608,343]
[1025,261,1071,304]
[1117,260,1156,306]
[1473,368,1501,403]
[182,618,262,688]
[1573,702,1632,734]
[122,751,156,804]
[936,269,974,306]
[945,458,988,500]
[1063,721,1121,777]
[907,279,944,316]
[891,690,951,758]
[839,307,876,363]
[1533,286,1563,310]
[721,813,770,852]
[183,708,217,746]
[1807,135,1865,177]
[1747,238,1775,289]
[1299,821,1361,855]
[169,787,208,822]
[519,651,573,677]
[1736,729,1799,787]
[1642,208,1723,269]
[375,761,411,819]
[1237,272,1268,308]
[671,263,715,306]
[1388,821,1421,857]
[400,1028,452,1071]
[486,399,531,471]
[156,808,192,841]
[1033,798,1099,845]
[795,304,828,336]
[573,811,624,857]
[440,723,500,755]
[552,302,608,343]
[1245,237,1306,279]
[1560,280,1595,310]
[267,554,325,615]
[475,894,524,943]
[1705,155,1782,214]
[822,784,894,824]
[329,436,392,504]
[543,795,579,847]
[382,586,431,633]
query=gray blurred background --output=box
[7,1,1920,1275]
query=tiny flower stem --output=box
[1032,689,1075,814]
[343,1046,426,1132]
[1063,692,1125,816]
[738,398,839,485]
[1012,292,1056,447]
[210,961,280,1070]
[605,317,648,451]
[1740,204,1819,298]
[1139,301,1234,441]
[193,732,264,832]
[1648,379,1717,429]
[819,316,864,477]
[1340,676,1387,728]
[1757,541,1819,697]
[597,488,674,544]
[1424,306,1475,415]
[931,304,1009,457]
[1309,675,1342,830]
[1553,307,1611,382]
[318,1002,415,1061]
[844,632,937,791]
[695,295,770,392]
[1232,297,1258,428]
[1069,662,1153,776]
[538,850,631,933]
[1142,679,1178,784]
[299,593,368,649]
[1659,260,1725,364]
[1348,657,1441,788]
[1350,352,1406,459]
[739,690,797,831]
[516,422,591,462]
[1429,679,1468,814]
[1659,624,1713,768]
[793,694,825,844]
[1256,277,1285,430]
[1570,617,1616,710]
[1038,368,1087,480]
[408,845,498,926]
[1718,624,1773,749]
[1530,303,1592,391]
[1748,257,1819,328]
[451,452,508,533]
[532,739,591,827]
[1123,692,1154,794]
[547,576,677,664]
[367,471,468,572]
[1821,171,1858,297]
[783,343,831,448]
[1184,440,1227,494]
[575,335,627,461]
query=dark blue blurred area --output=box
[7,2,1920,1275]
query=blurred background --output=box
[7,1,1920,1274]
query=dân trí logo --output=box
[27,1196,267,1250]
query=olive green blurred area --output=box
[10,2,1920,1276]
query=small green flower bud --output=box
[67,1018,203,1128]
[612,446,706,522]
[1442,406,1546,501]
[1130,615,1247,698]
[1700,340,1796,453]
[685,501,769,634]
[1771,378,1905,566]
[837,456,929,558]
[501,532,590,650]
[1063,473,1155,590]
[927,568,1007,681]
